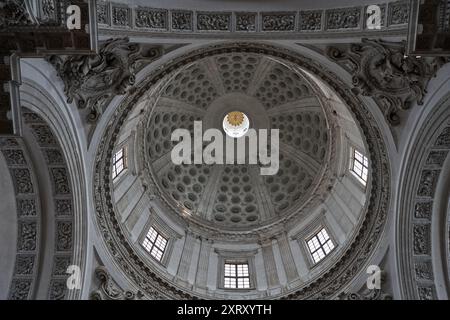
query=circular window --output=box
[222,111,250,138]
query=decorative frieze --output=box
[262,13,295,31]
[95,2,410,35]
[30,124,56,146]
[18,221,37,251]
[414,261,433,280]
[17,199,37,217]
[413,224,431,255]
[197,12,231,31]
[414,201,432,219]
[1,136,41,300]
[417,286,435,300]
[8,279,32,300]
[135,8,167,30]
[52,256,71,276]
[171,11,193,31]
[96,1,109,25]
[435,127,450,147]
[51,168,71,194]
[2,149,27,165]
[14,255,35,275]
[43,149,64,165]
[55,199,72,216]
[417,170,440,197]
[12,168,33,193]
[426,150,449,166]
[56,221,73,252]
[236,13,256,32]
[388,1,410,26]
[299,11,322,31]
[112,5,130,27]
[48,279,67,300]
[326,7,361,30]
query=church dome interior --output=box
[1,0,450,304]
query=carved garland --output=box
[93,42,391,299]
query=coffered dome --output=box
[93,42,387,300]
[142,52,332,231]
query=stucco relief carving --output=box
[414,201,432,219]
[8,280,32,300]
[413,224,431,255]
[2,149,27,165]
[339,289,392,300]
[51,168,71,194]
[55,199,72,216]
[388,1,410,26]
[326,39,448,125]
[52,256,71,276]
[18,199,37,217]
[236,13,256,32]
[12,168,33,193]
[112,6,129,27]
[414,261,434,280]
[18,221,37,251]
[135,8,167,29]
[0,0,34,29]
[171,11,193,31]
[197,13,231,31]
[48,280,67,300]
[30,124,57,146]
[43,149,64,165]
[426,150,449,166]
[96,1,109,25]
[15,255,35,275]
[326,8,360,30]
[417,170,440,197]
[435,127,450,147]
[417,286,435,300]
[1,137,40,300]
[90,267,146,300]
[299,11,322,31]
[47,38,163,122]
[262,13,295,31]
[56,221,73,251]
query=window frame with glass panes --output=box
[112,147,127,180]
[223,262,251,289]
[306,227,335,264]
[349,147,369,186]
[142,226,168,262]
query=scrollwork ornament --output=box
[47,38,163,123]
[326,39,449,125]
